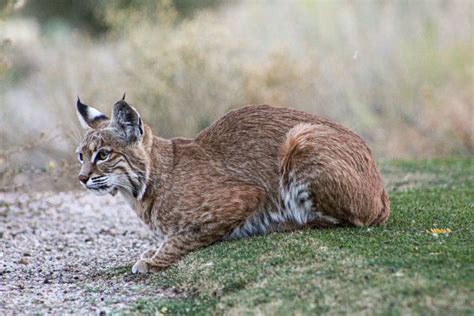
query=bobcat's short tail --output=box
[279,123,316,183]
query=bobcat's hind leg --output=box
[279,180,341,227]
[279,123,390,227]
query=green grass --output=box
[121,158,474,315]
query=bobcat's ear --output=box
[110,100,144,143]
[76,97,109,129]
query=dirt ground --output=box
[0,191,180,314]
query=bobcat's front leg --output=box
[132,234,216,274]
[132,184,265,273]
[140,248,158,259]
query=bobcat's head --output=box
[75,97,150,199]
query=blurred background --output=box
[0,0,472,191]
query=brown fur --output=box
[76,101,390,273]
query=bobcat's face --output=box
[76,97,149,199]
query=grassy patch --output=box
[122,158,473,315]
[380,157,474,192]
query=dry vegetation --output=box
[0,0,472,190]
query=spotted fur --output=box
[76,99,390,273]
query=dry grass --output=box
[0,0,472,190]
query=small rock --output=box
[23,252,31,257]
[18,257,29,265]
[99,228,117,236]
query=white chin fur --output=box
[88,187,115,196]
[91,190,110,196]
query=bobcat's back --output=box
[194,105,369,195]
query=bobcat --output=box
[76,98,390,273]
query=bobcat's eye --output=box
[97,150,110,161]
[78,153,83,163]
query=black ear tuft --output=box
[76,96,88,120]
[122,92,126,101]
[110,100,144,143]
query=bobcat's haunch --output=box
[76,98,390,273]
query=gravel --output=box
[0,191,179,314]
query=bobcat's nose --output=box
[78,174,89,184]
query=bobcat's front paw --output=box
[132,259,150,274]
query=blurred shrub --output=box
[0,0,472,190]
[14,0,108,35]
[98,1,474,157]
[12,0,222,35]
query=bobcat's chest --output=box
[120,191,166,236]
